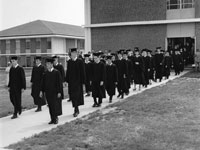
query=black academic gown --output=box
[105,63,118,96]
[66,58,85,107]
[31,64,46,106]
[154,53,164,80]
[41,69,63,120]
[91,61,106,99]
[84,61,92,93]
[53,63,65,99]
[132,56,145,85]
[8,65,26,115]
[173,54,182,75]
[162,56,172,78]
[148,56,155,80]
[125,58,133,90]
[142,56,150,85]
[115,59,128,94]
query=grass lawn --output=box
[7,71,200,150]
[0,70,69,118]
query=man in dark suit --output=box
[8,56,26,119]
[65,48,86,117]
[41,57,63,124]
[154,47,164,82]
[105,55,118,103]
[31,56,46,112]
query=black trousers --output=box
[9,89,22,115]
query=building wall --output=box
[91,0,166,24]
[41,38,47,53]
[66,39,76,52]
[195,0,200,18]
[10,39,16,54]
[196,23,200,50]
[51,37,66,54]
[91,25,166,51]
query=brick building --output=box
[0,20,84,67]
[84,0,200,56]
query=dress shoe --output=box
[11,114,17,119]
[18,109,22,115]
[92,103,98,107]
[97,103,101,107]
[109,100,112,103]
[117,94,121,98]
[35,108,42,112]
[54,119,58,124]
[48,120,54,124]
[73,112,79,117]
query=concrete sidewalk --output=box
[0,71,187,149]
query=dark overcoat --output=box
[105,63,118,96]
[31,64,46,106]
[65,58,85,107]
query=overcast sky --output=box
[0,0,84,31]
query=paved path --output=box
[0,71,187,149]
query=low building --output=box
[0,20,85,67]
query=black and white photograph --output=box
[0,0,200,149]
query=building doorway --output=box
[167,37,195,64]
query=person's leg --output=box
[92,97,98,107]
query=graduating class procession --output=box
[8,46,185,124]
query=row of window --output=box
[4,39,51,51]
[167,0,195,10]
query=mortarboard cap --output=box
[70,48,77,53]
[134,47,139,51]
[35,56,42,60]
[117,49,124,54]
[52,55,59,59]
[156,47,161,49]
[84,54,90,57]
[93,52,101,57]
[10,56,18,60]
[46,57,54,63]
[106,55,112,60]
[147,49,152,53]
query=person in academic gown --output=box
[8,56,26,119]
[173,49,182,75]
[147,49,155,84]
[123,51,133,95]
[53,56,65,99]
[91,52,106,107]
[31,56,46,112]
[154,47,164,82]
[41,57,63,124]
[65,48,86,117]
[132,49,145,90]
[115,50,128,99]
[105,55,118,103]
[162,51,172,79]
[84,54,92,97]
[141,49,150,87]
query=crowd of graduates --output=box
[7,46,187,124]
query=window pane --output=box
[47,41,51,49]
[170,0,179,5]
[170,4,180,9]
[183,3,193,8]
[26,41,30,49]
[183,0,193,3]
[36,41,41,49]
